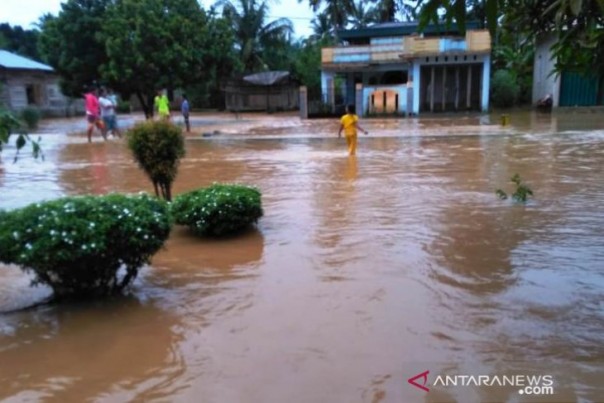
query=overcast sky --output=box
[0,0,315,38]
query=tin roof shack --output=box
[224,71,300,113]
[0,50,72,117]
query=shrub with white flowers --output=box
[171,184,263,236]
[0,193,171,300]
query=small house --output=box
[0,49,72,116]
[224,71,299,112]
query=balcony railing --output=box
[322,30,491,65]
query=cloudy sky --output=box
[0,0,315,38]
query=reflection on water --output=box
[1,112,604,402]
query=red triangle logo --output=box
[408,370,430,392]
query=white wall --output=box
[533,35,561,107]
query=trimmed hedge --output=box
[127,120,185,201]
[171,184,263,236]
[0,193,171,299]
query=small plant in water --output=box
[496,174,534,202]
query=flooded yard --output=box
[1,111,603,402]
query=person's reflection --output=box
[89,145,110,194]
[345,155,358,182]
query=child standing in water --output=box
[338,104,368,155]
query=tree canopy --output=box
[0,23,40,60]
[37,0,111,97]
[220,0,294,72]
[101,0,209,117]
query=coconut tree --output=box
[349,0,378,28]
[220,0,293,72]
[310,11,333,40]
[307,0,356,34]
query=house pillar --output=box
[481,54,491,112]
[355,83,364,117]
[321,71,335,110]
[347,73,356,105]
[412,62,421,115]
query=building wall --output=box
[533,35,560,107]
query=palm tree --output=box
[371,0,397,22]
[310,12,334,41]
[307,0,355,35]
[220,0,293,72]
[349,0,378,28]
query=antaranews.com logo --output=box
[408,370,555,396]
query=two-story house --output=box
[320,21,492,116]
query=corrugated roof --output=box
[338,21,482,40]
[0,49,53,71]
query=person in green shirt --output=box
[154,89,171,120]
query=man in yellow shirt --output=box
[338,104,368,155]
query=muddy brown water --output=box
[1,111,604,402]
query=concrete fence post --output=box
[299,86,308,119]
[355,83,364,117]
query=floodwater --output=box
[1,111,604,403]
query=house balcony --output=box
[321,30,491,70]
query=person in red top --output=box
[84,87,105,142]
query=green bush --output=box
[20,106,41,130]
[490,70,519,108]
[0,107,43,161]
[127,121,185,201]
[116,100,131,114]
[0,193,172,300]
[171,184,263,236]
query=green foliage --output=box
[0,193,171,299]
[185,8,241,108]
[127,121,185,201]
[171,184,263,236]
[221,0,293,72]
[490,70,519,108]
[492,26,534,104]
[38,0,217,115]
[37,1,111,97]
[116,99,131,114]
[496,174,534,202]
[293,37,333,93]
[0,107,43,162]
[102,0,209,117]
[0,23,41,60]
[20,106,41,130]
